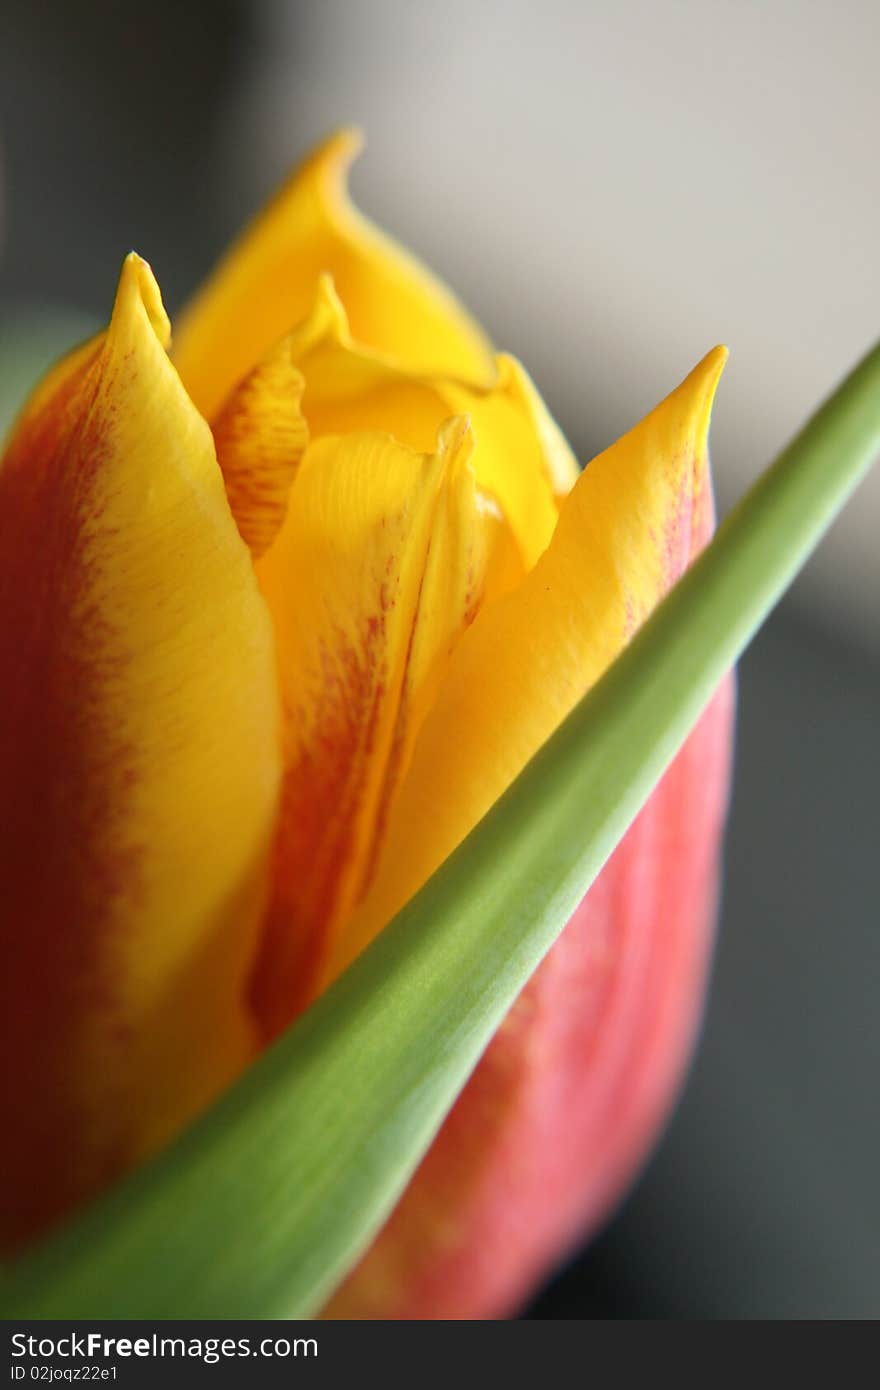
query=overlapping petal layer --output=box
[280,278,574,572]
[250,420,493,1033]
[323,347,731,1317]
[0,256,281,1250]
[173,130,495,420]
[211,337,309,558]
[0,123,736,1325]
[321,347,727,987]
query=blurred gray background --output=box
[1,0,877,1318]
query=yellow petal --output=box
[502,352,581,499]
[437,354,575,565]
[211,337,309,558]
[275,277,562,574]
[0,255,281,1248]
[250,419,490,1035]
[173,129,495,421]
[320,347,728,987]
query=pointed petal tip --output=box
[326,124,367,168]
[112,253,171,352]
[436,414,475,470]
[662,344,728,459]
[673,344,728,405]
[437,413,472,445]
[303,127,366,197]
[694,344,728,442]
[696,343,729,393]
[311,272,352,339]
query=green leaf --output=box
[2,341,879,1319]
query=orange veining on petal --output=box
[211,337,309,558]
[0,254,281,1249]
[249,419,490,1036]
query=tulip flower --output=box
[1,128,735,1317]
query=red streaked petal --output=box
[0,255,281,1249]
